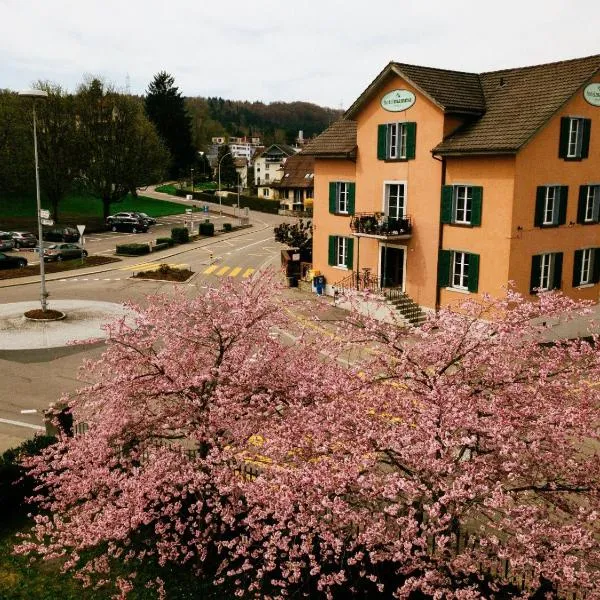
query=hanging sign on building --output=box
[583,83,600,107]
[381,89,416,112]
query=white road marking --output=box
[0,418,44,431]
[20,409,37,414]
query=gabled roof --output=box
[302,120,357,158]
[306,54,600,157]
[272,153,315,189]
[435,54,600,154]
[259,143,297,159]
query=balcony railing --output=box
[350,212,412,238]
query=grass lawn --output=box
[0,193,188,233]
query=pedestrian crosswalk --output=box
[204,264,255,278]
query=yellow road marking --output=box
[242,268,255,278]
[203,264,218,275]
[216,266,230,276]
[228,267,242,277]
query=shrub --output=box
[199,222,215,236]
[0,435,56,523]
[116,243,151,256]
[174,189,279,214]
[171,227,189,244]
[223,223,232,232]
[152,242,169,252]
[156,237,174,247]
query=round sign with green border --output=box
[381,89,416,112]
[583,83,600,107]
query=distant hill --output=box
[185,97,343,150]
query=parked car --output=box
[0,252,27,269]
[137,212,157,225]
[10,231,38,248]
[43,226,80,243]
[0,232,15,251]
[43,243,88,262]
[106,216,148,233]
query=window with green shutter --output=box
[467,253,480,292]
[577,185,600,224]
[328,182,354,215]
[530,252,563,293]
[559,117,591,160]
[535,185,567,227]
[377,122,416,161]
[441,185,483,226]
[346,238,354,270]
[573,248,600,287]
[329,236,352,269]
[328,236,336,266]
[437,250,451,288]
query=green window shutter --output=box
[467,253,480,293]
[328,236,336,266]
[573,249,583,287]
[534,187,545,227]
[530,255,542,293]
[348,183,356,215]
[593,249,600,284]
[558,117,570,158]
[557,186,568,225]
[329,182,337,214]
[405,122,417,160]
[346,238,354,270]
[441,186,454,224]
[581,119,591,159]
[377,124,387,160]
[552,252,563,290]
[577,186,588,224]
[437,250,451,288]
[470,186,483,226]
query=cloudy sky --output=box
[1,0,599,109]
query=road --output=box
[0,197,295,451]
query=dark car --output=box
[43,226,80,243]
[0,232,15,251]
[0,252,27,269]
[43,243,88,262]
[106,216,148,233]
[10,231,38,248]
[137,212,157,225]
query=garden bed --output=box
[0,256,121,280]
[132,264,194,282]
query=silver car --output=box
[0,232,15,251]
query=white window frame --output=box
[451,251,470,290]
[453,185,473,225]
[336,237,348,268]
[580,248,593,286]
[567,118,584,158]
[386,123,407,160]
[336,182,349,214]
[382,181,407,219]
[539,253,554,291]
[585,185,600,223]
[543,186,559,225]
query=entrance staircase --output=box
[334,270,427,327]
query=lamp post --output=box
[218,151,232,216]
[19,89,49,312]
[190,168,194,194]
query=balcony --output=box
[350,212,413,240]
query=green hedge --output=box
[156,237,174,247]
[199,222,215,236]
[116,243,151,256]
[171,227,189,244]
[152,242,169,252]
[174,189,280,215]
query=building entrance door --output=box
[380,246,405,289]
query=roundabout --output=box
[0,300,134,350]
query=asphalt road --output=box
[0,198,293,451]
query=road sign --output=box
[41,218,54,226]
[76,224,86,236]
[40,209,50,219]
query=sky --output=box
[1,0,599,109]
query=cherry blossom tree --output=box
[17,282,600,599]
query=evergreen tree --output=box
[145,72,195,179]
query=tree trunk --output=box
[102,195,111,220]
[50,197,60,225]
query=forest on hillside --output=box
[185,97,343,149]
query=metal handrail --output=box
[350,213,412,236]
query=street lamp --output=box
[218,151,232,216]
[19,89,49,312]
[190,168,194,194]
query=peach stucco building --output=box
[304,55,600,319]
